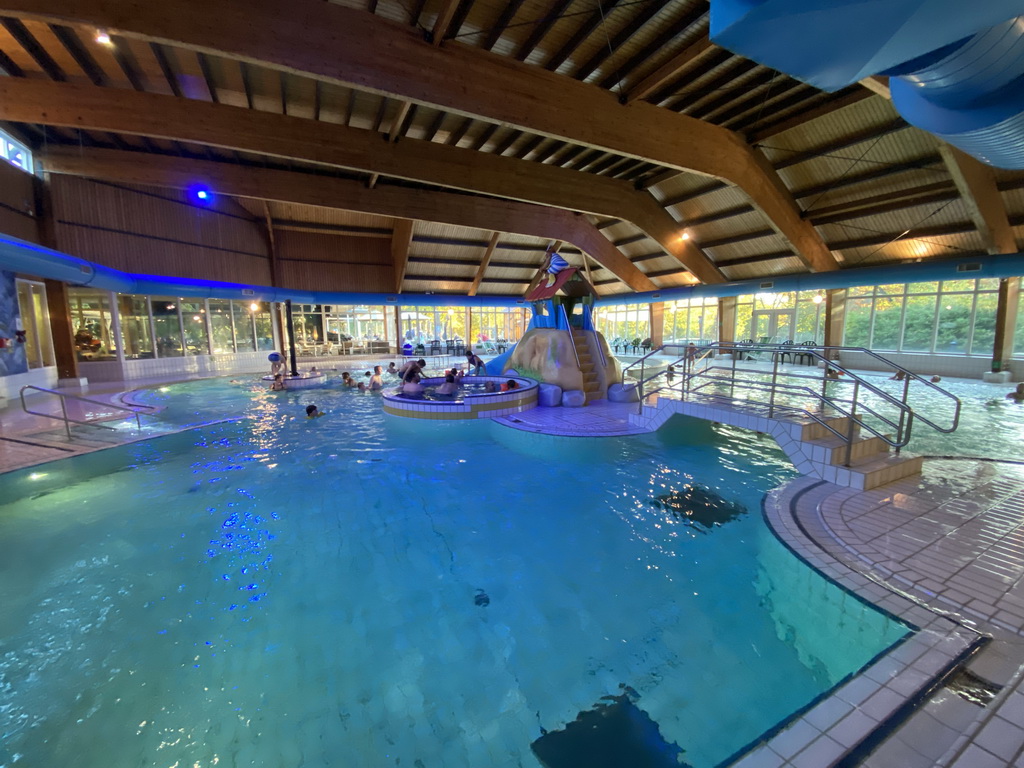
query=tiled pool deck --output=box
[3,377,1024,766]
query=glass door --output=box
[16,280,55,368]
[751,310,795,342]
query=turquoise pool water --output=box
[0,379,909,768]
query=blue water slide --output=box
[710,0,1024,167]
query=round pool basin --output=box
[382,376,538,420]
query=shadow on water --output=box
[649,482,747,534]
[531,687,691,768]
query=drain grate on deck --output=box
[946,668,1003,707]
[531,687,690,768]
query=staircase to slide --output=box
[570,328,604,403]
[622,343,962,490]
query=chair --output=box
[640,338,652,353]
[429,340,442,355]
[772,340,795,365]
[631,337,641,354]
[794,341,817,366]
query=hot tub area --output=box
[381,375,538,420]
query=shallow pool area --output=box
[0,379,912,768]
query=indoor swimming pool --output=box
[0,378,912,767]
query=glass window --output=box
[68,288,117,361]
[902,295,936,352]
[934,293,973,353]
[794,292,825,343]
[209,299,235,354]
[151,297,184,358]
[871,296,903,350]
[843,298,873,347]
[253,302,275,351]
[15,280,55,369]
[233,302,256,352]
[0,127,32,173]
[735,298,753,341]
[181,301,209,355]
[118,295,154,359]
[970,291,998,356]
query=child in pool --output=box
[270,373,285,391]
[306,404,324,418]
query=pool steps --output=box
[631,398,924,490]
[570,329,605,403]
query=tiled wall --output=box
[0,365,57,404]
[0,270,28,378]
[838,350,1024,381]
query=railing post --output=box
[769,352,779,419]
[895,375,912,453]
[845,379,859,466]
[730,352,737,400]
[59,396,72,440]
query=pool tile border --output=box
[723,477,987,768]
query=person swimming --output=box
[305,404,324,418]
[402,367,424,395]
[387,362,398,376]
[270,373,285,391]
[341,371,356,388]
[1007,383,1024,403]
[369,366,384,391]
[501,379,519,391]
[436,374,460,396]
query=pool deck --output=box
[3,375,1024,766]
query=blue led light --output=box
[189,185,214,205]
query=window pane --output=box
[118,295,154,359]
[253,302,275,351]
[843,298,872,347]
[700,304,718,342]
[151,297,184,358]
[209,299,235,353]
[233,302,256,352]
[69,289,117,361]
[934,294,973,353]
[735,300,753,341]
[940,279,976,293]
[1015,287,1024,357]
[871,296,903,350]
[181,301,209,355]
[902,296,936,352]
[969,292,998,356]
[907,282,939,294]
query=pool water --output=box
[0,379,909,768]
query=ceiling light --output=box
[812,294,824,304]
[95,30,112,45]
[680,231,690,241]
[249,302,259,312]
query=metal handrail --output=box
[560,305,581,371]
[20,385,147,439]
[625,342,949,465]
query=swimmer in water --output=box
[305,404,324,418]
[1007,383,1024,403]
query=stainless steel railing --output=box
[622,342,962,465]
[20,385,155,439]
[560,305,581,371]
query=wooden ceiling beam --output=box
[3,79,723,280]
[42,147,659,292]
[469,231,499,296]
[623,38,713,105]
[939,144,1018,255]
[391,218,414,292]
[429,0,462,45]
[0,0,836,272]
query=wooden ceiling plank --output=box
[7,78,724,282]
[0,0,835,270]
[44,147,660,291]
[745,86,874,142]
[47,23,106,85]
[150,42,183,97]
[469,230,500,295]
[391,217,414,292]
[623,37,712,105]
[388,99,413,142]
[939,144,1018,255]
[481,0,524,52]
[513,0,573,61]
[544,0,622,73]
[1,17,63,79]
[572,0,663,82]
[601,4,709,90]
